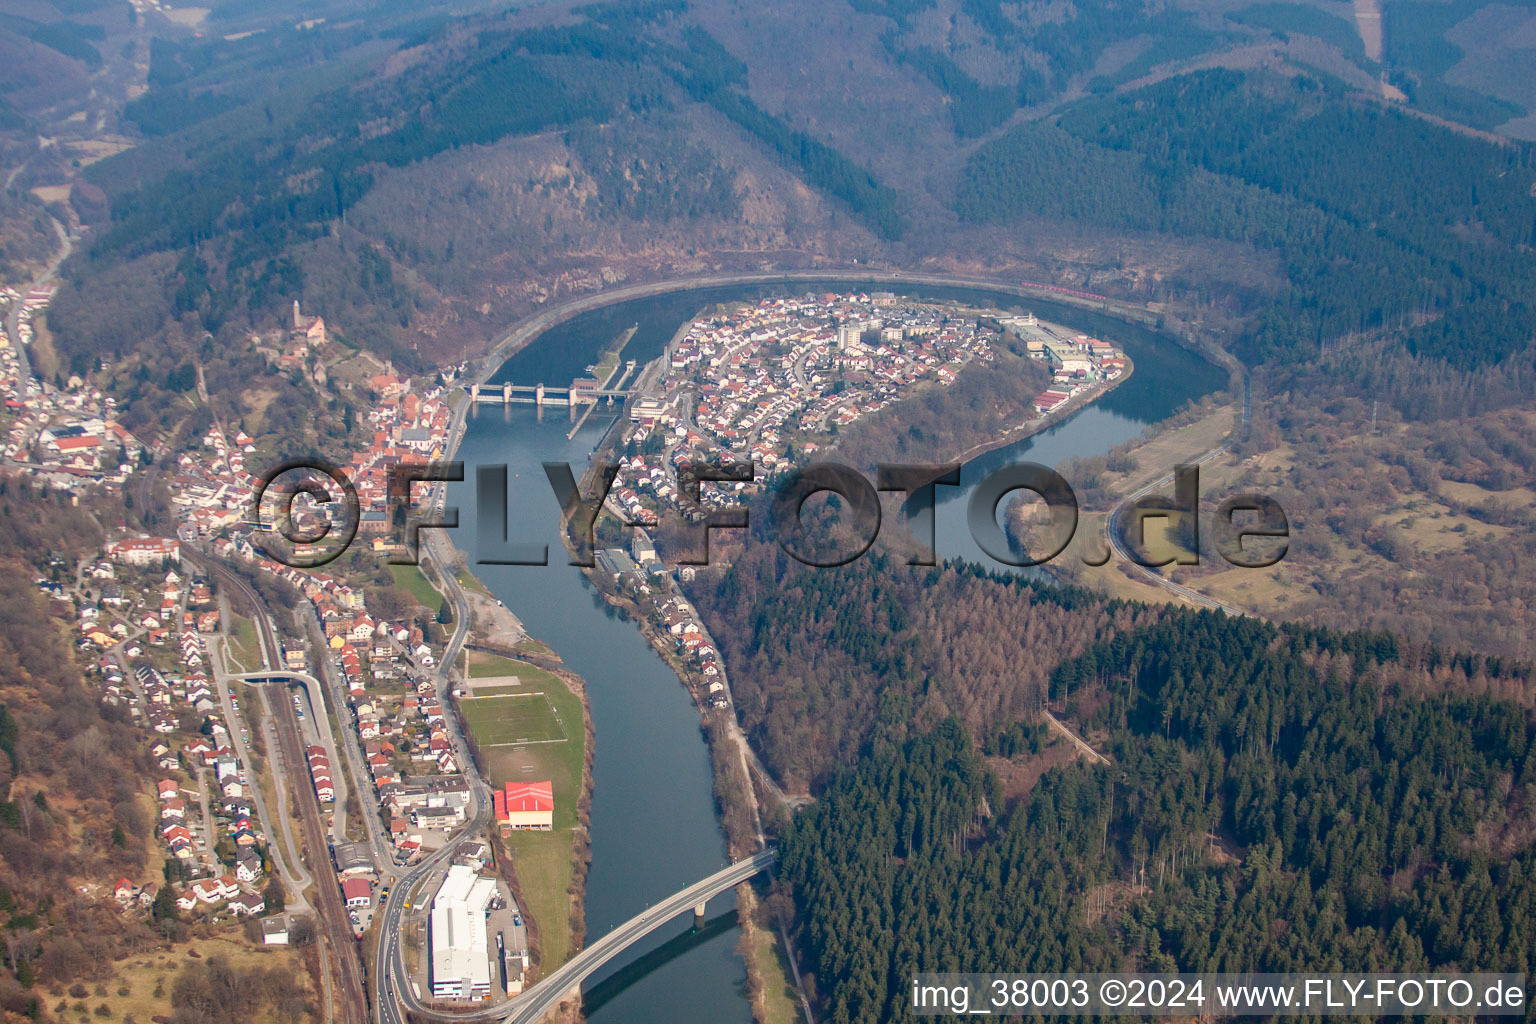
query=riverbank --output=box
[568,563,805,1024]
[469,268,1166,387]
[551,298,1152,1024]
[1033,397,1260,612]
[557,427,804,1024]
[460,644,592,988]
[450,602,597,989]
[908,348,1135,470]
[442,271,1230,1024]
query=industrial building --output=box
[430,865,497,1000]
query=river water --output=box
[442,281,1224,1024]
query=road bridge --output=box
[495,849,776,1024]
[385,849,776,1024]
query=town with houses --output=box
[609,292,1125,524]
[591,293,1126,711]
[4,286,1124,1006]
[6,294,544,1003]
[1,283,146,484]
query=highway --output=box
[366,519,774,1024]
[381,849,776,1024]
[373,508,494,1024]
[340,268,1178,1022]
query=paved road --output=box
[375,526,493,1024]
[493,849,776,1024]
[398,266,1158,1022]
[295,608,399,875]
[385,850,776,1024]
[196,556,371,1024]
[4,213,71,380]
[470,269,1157,389]
[191,769,218,876]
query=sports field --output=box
[460,692,568,745]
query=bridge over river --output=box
[394,849,776,1024]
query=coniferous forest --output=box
[773,610,1536,1023]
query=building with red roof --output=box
[494,781,553,832]
[341,877,372,908]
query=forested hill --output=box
[958,70,1536,371]
[693,543,1142,792]
[0,483,166,1015]
[692,531,1528,792]
[776,612,1536,1024]
[34,0,1536,447]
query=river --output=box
[442,280,1225,1024]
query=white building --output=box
[430,865,497,999]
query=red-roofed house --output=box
[496,781,553,832]
[341,878,372,908]
[55,434,101,453]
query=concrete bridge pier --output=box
[535,383,545,407]
[470,383,480,402]
[693,900,707,924]
[502,382,513,406]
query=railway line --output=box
[196,556,372,1024]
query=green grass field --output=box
[227,614,262,670]
[472,668,584,830]
[463,652,587,971]
[461,693,567,745]
[389,563,441,609]
[469,652,522,677]
[748,912,802,1024]
[456,568,493,597]
[468,651,565,684]
[466,684,525,697]
[504,831,575,972]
